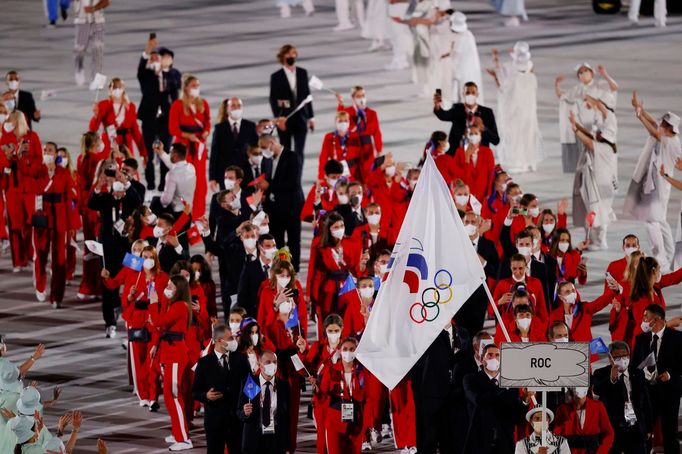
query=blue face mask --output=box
[55,155,63,166]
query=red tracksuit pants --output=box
[362,372,388,434]
[66,230,77,282]
[313,399,328,454]
[325,413,363,454]
[162,359,190,443]
[190,153,206,219]
[6,191,35,268]
[0,191,8,240]
[390,378,416,449]
[128,336,151,401]
[33,226,67,303]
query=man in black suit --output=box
[463,344,530,454]
[332,181,366,236]
[153,213,187,273]
[238,351,291,454]
[210,97,259,192]
[456,211,499,336]
[88,174,141,335]
[269,44,314,168]
[410,320,471,454]
[121,158,146,202]
[137,37,181,191]
[260,134,304,270]
[237,234,277,317]
[527,224,559,309]
[632,305,682,454]
[193,324,250,454]
[499,227,551,307]
[593,340,653,454]
[239,146,273,192]
[433,81,499,154]
[5,71,40,129]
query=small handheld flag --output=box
[589,337,609,355]
[338,274,356,296]
[585,211,597,228]
[243,375,261,401]
[290,353,311,377]
[637,352,656,370]
[285,308,299,330]
[186,224,203,246]
[248,174,267,187]
[85,240,103,256]
[122,252,143,272]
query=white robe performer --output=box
[385,0,413,70]
[365,0,390,51]
[446,12,483,105]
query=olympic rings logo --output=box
[409,269,453,324]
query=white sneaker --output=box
[139,400,150,407]
[408,448,418,454]
[75,69,85,86]
[168,440,192,451]
[370,428,381,444]
[164,435,176,444]
[333,23,355,32]
[12,267,22,273]
[77,292,97,301]
[51,302,62,310]
[36,291,47,302]
[381,423,393,439]
[504,16,521,27]
[401,448,410,454]
[362,441,372,451]
[105,326,117,338]
[1,239,9,252]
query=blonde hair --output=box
[350,86,364,97]
[8,111,28,138]
[181,74,205,114]
[216,98,229,124]
[57,147,76,177]
[108,78,130,105]
[624,250,645,283]
[335,111,350,122]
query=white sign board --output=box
[500,342,590,388]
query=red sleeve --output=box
[202,100,211,136]
[585,289,615,316]
[257,284,275,328]
[65,173,81,230]
[150,300,185,329]
[557,213,567,229]
[372,111,383,153]
[318,134,331,180]
[168,100,183,138]
[301,186,319,223]
[88,100,106,132]
[660,266,682,288]
[129,104,147,157]
[596,402,615,454]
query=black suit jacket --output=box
[632,328,682,395]
[263,150,304,217]
[592,364,653,435]
[209,119,259,182]
[192,351,250,429]
[237,258,269,317]
[17,90,39,129]
[136,57,181,123]
[333,203,366,237]
[129,179,146,203]
[462,369,526,454]
[238,376,291,454]
[269,67,314,130]
[434,103,499,153]
[239,156,273,192]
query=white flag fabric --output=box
[308,75,324,91]
[356,153,486,390]
[89,73,108,91]
[84,240,104,256]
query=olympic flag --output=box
[356,153,486,390]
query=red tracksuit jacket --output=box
[89,99,146,158]
[554,397,614,454]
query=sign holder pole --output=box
[542,390,547,447]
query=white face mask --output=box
[464,94,477,105]
[326,177,339,189]
[8,80,19,91]
[43,154,55,165]
[554,336,569,343]
[574,387,588,399]
[467,134,481,145]
[229,322,241,334]
[150,61,161,73]
[263,248,277,260]
[278,301,292,314]
[143,258,155,270]
[276,276,291,289]
[189,87,200,98]
[516,318,532,331]
[58,157,69,168]
[331,228,345,239]
[455,195,469,206]
[563,292,577,305]
[152,225,166,238]
[614,357,630,371]
[111,88,123,99]
[230,198,241,211]
[354,97,367,108]
[336,122,350,134]
[242,237,257,250]
[341,351,356,363]
[163,288,174,299]
[261,148,274,159]
[327,331,341,345]
[225,339,238,352]
[251,155,263,166]
[464,224,478,237]
[640,320,652,333]
[359,287,374,299]
[624,247,638,256]
[229,109,243,120]
[379,264,388,275]
[385,165,396,177]
[0,114,7,124]
[263,363,277,377]
[250,333,260,346]
[532,421,549,434]
[112,181,125,193]
[367,214,381,225]
[542,223,555,234]
[258,224,270,235]
[145,213,157,226]
[223,179,236,190]
[3,122,15,133]
[558,242,570,253]
[194,271,201,281]
[486,358,500,372]
[517,246,532,257]
[528,207,540,218]
[337,194,349,205]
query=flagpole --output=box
[483,281,511,342]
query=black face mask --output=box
[285,57,296,66]
[350,195,361,207]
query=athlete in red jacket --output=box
[337,87,382,181]
[318,111,361,182]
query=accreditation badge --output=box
[341,402,355,423]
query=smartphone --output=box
[149,32,156,40]
[435,88,442,96]
[291,288,299,299]
[580,256,588,265]
[153,138,161,149]
[511,207,528,216]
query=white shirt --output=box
[214,350,229,366]
[160,157,197,212]
[229,119,241,135]
[260,258,271,274]
[564,313,574,330]
[283,66,297,96]
[272,153,281,178]
[651,325,664,357]
[259,374,277,431]
[74,0,106,24]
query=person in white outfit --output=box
[628,0,667,27]
[623,91,681,272]
[487,43,542,173]
[555,62,618,173]
[277,0,315,18]
[515,407,571,454]
[364,0,390,51]
[334,0,366,31]
[385,0,413,70]
[570,92,619,250]
[490,0,528,27]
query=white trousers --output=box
[628,0,667,25]
[647,220,675,271]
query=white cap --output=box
[9,416,35,444]
[574,62,593,74]
[450,11,467,32]
[514,51,533,72]
[512,41,530,58]
[17,386,43,416]
[434,0,452,10]
[0,360,21,392]
[526,406,554,423]
[662,112,680,134]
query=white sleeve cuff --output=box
[142,52,150,59]
[174,244,183,254]
[504,217,513,227]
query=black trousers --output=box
[609,425,647,454]
[244,434,282,454]
[277,126,306,170]
[205,424,241,454]
[269,211,301,271]
[650,384,680,454]
[141,117,171,190]
[413,395,455,454]
[102,241,125,327]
